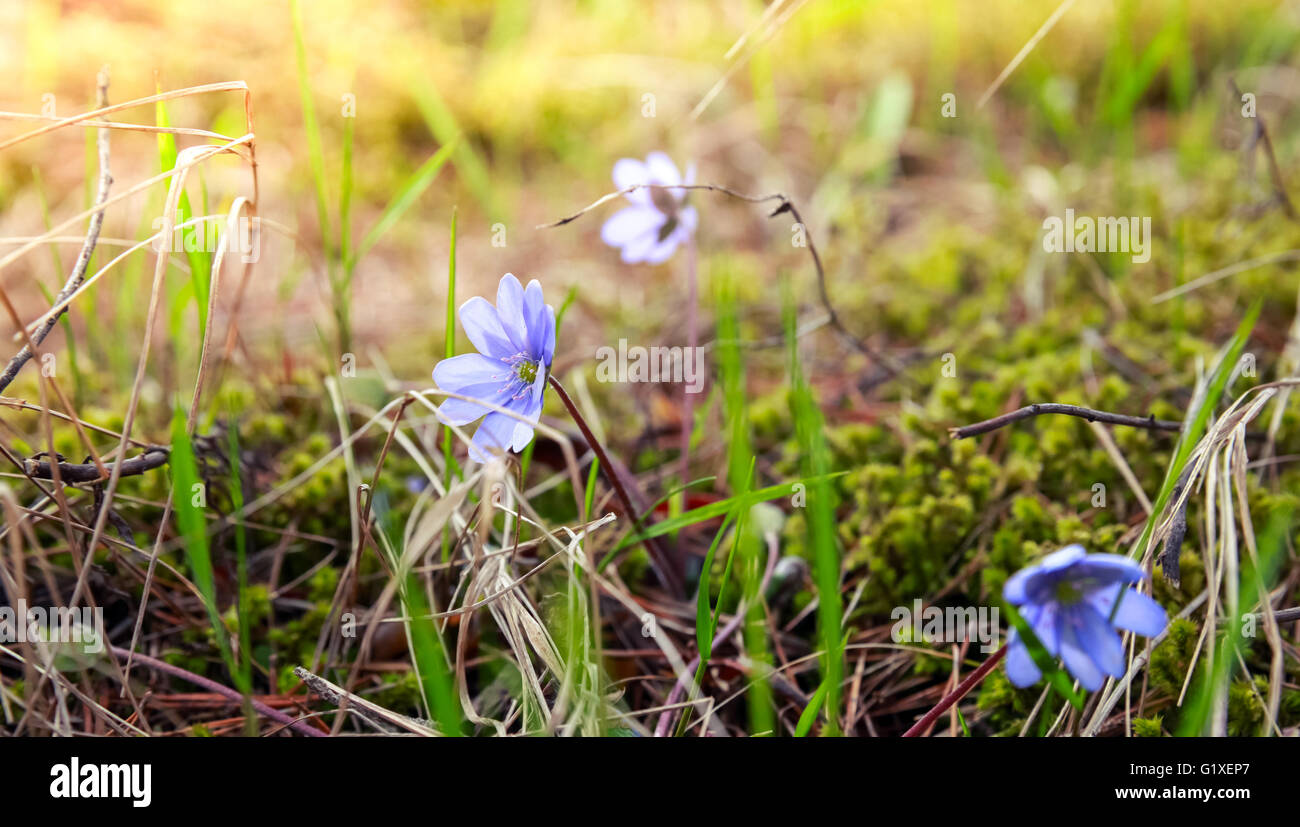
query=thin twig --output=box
[23,447,169,483]
[1254,606,1300,624]
[950,403,1183,440]
[540,182,907,379]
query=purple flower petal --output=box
[539,305,556,367]
[601,206,662,247]
[1091,585,1167,637]
[436,385,500,426]
[471,411,518,462]
[1059,621,1105,691]
[1023,601,1061,656]
[495,273,528,353]
[1003,566,1035,605]
[644,151,682,188]
[620,227,664,263]
[678,205,698,233]
[528,364,546,407]
[508,386,545,452]
[1069,604,1126,679]
[1071,553,1149,588]
[432,353,503,391]
[522,280,547,355]
[613,158,651,206]
[1039,544,1088,573]
[642,234,682,264]
[458,297,515,359]
[1004,631,1042,688]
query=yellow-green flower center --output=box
[515,360,539,385]
[1055,580,1083,603]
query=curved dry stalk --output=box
[21,214,227,338]
[0,135,252,277]
[125,197,259,683]
[74,142,232,611]
[548,374,683,597]
[0,397,165,448]
[0,111,236,143]
[0,80,251,152]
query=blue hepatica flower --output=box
[600,151,698,264]
[1003,544,1167,691]
[432,273,556,463]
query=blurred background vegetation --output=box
[3,0,1296,376]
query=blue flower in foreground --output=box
[1003,544,1167,691]
[432,273,556,463]
[600,151,698,264]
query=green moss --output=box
[1132,715,1165,737]
[1148,618,1201,697]
[1226,679,1265,737]
[975,669,1041,736]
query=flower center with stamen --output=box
[515,359,539,385]
[1055,580,1083,604]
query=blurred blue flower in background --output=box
[1003,544,1167,691]
[432,273,555,462]
[600,151,697,264]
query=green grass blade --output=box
[582,456,600,524]
[169,407,242,691]
[412,83,503,222]
[401,576,464,736]
[716,277,773,737]
[785,281,843,735]
[339,107,354,266]
[794,681,828,737]
[291,0,332,256]
[441,207,460,562]
[606,473,846,557]
[345,140,458,274]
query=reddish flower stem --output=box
[548,374,684,596]
[901,646,1006,737]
